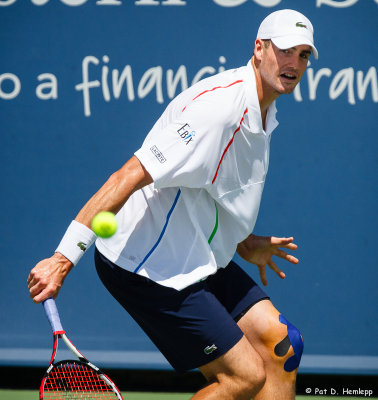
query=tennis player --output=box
[28,9,318,400]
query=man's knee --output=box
[267,314,304,372]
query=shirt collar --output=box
[242,60,279,135]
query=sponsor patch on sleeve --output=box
[150,145,167,163]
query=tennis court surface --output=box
[0,391,377,400]
[1,391,192,399]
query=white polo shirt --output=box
[96,60,279,290]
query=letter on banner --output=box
[212,0,247,6]
[75,56,101,117]
[135,0,160,5]
[96,0,122,4]
[357,67,378,102]
[31,0,50,4]
[316,0,359,7]
[167,66,188,99]
[253,0,282,6]
[0,73,21,99]
[112,66,135,101]
[161,0,186,4]
[212,0,281,6]
[0,0,17,6]
[60,0,88,5]
[138,67,164,103]
[329,68,355,104]
[36,74,58,100]
[307,68,332,100]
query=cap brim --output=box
[271,36,318,59]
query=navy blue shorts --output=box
[95,248,269,372]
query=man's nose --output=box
[289,55,300,70]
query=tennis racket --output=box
[39,298,124,400]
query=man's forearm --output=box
[76,155,152,228]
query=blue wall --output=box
[0,0,377,375]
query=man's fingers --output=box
[27,270,37,286]
[283,242,298,250]
[33,290,49,304]
[271,236,293,245]
[270,237,298,250]
[29,280,46,299]
[27,277,35,290]
[32,285,59,304]
[28,272,60,302]
[258,265,268,286]
[275,249,299,264]
[267,260,286,279]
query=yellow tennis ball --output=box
[91,211,117,238]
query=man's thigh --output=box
[238,300,285,351]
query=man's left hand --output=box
[236,234,298,286]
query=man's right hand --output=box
[27,253,73,303]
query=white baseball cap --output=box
[257,9,318,59]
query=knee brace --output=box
[274,314,303,372]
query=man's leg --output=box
[192,336,266,400]
[237,299,303,400]
[95,250,266,399]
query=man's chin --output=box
[283,87,296,94]
[271,80,298,96]
[277,83,297,95]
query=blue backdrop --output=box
[1,0,377,375]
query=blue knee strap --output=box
[279,314,303,372]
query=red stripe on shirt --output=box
[182,80,243,112]
[211,108,248,184]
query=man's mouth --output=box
[280,73,297,81]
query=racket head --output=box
[39,359,123,400]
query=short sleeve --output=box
[135,97,238,190]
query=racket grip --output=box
[43,298,64,334]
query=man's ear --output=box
[254,39,264,62]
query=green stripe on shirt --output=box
[208,201,219,244]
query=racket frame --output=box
[39,298,123,400]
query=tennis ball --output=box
[91,211,117,238]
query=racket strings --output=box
[42,361,119,399]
